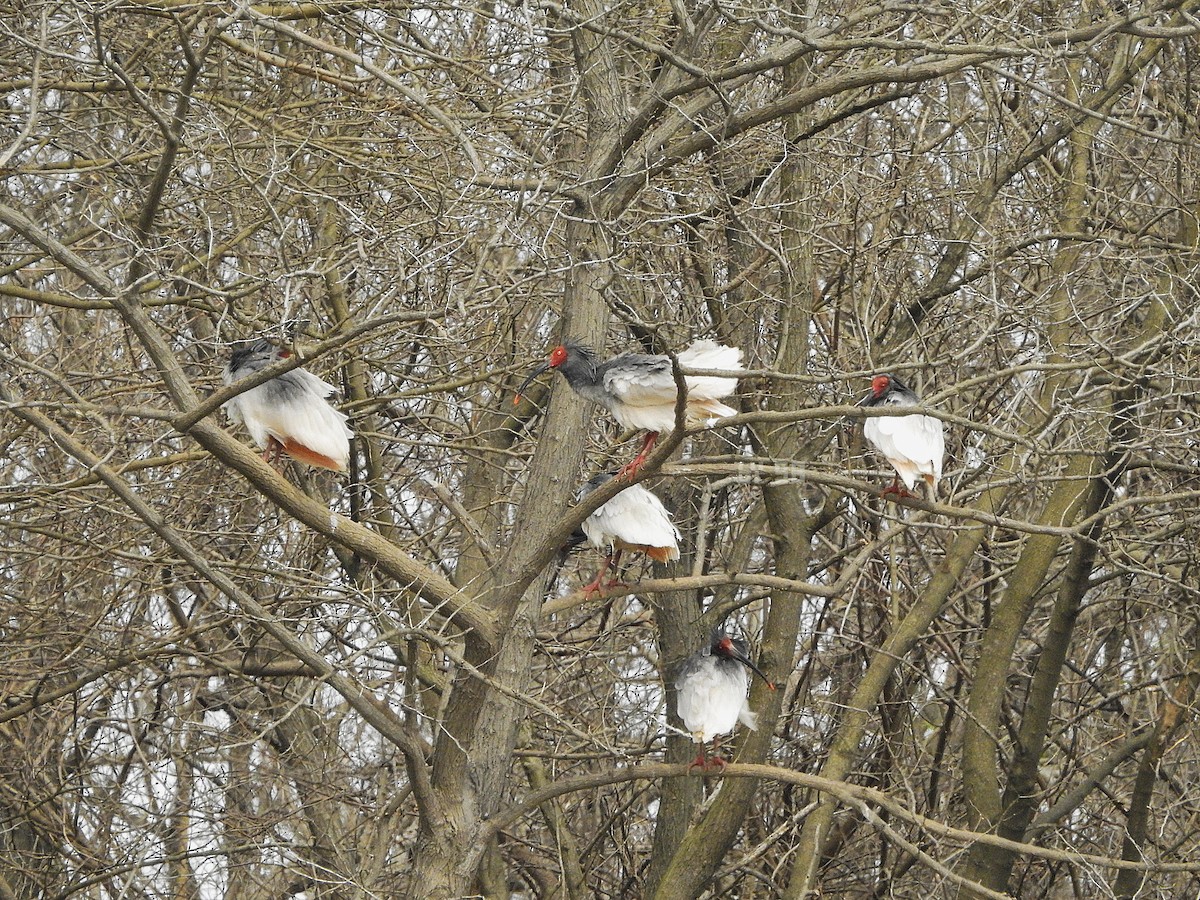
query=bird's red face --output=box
[548,345,569,368]
[871,374,891,398]
[716,635,776,690]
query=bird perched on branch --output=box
[574,472,680,594]
[675,626,774,770]
[222,338,353,472]
[516,339,743,477]
[860,373,944,498]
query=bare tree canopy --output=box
[2,0,1199,897]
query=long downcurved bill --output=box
[731,647,777,691]
[513,361,551,405]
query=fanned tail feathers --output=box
[642,543,680,563]
[282,438,347,472]
[678,340,743,402]
[687,397,738,425]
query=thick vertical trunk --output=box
[785,516,993,899]
[953,464,1098,894]
[649,107,822,891]
[402,0,631,885]
[644,579,706,894]
[406,209,615,897]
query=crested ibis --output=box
[675,626,774,770]
[223,338,353,472]
[516,339,743,476]
[575,472,680,594]
[860,373,944,497]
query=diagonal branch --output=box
[0,383,444,830]
[0,199,494,642]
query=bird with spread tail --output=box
[675,626,775,770]
[860,373,944,498]
[574,472,680,594]
[222,338,353,472]
[516,339,743,477]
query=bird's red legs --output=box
[263,436,286,469]
[582,556,613,596]
[880,476,914,500]
[687,738,728,773]
[582,550,627,596]
[617,431,659,480]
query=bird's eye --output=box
[549,346,568,367]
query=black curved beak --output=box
[514,361,551,405]
[731,647,776,690]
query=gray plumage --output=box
[520,339,743,433]
[222,338,352,472]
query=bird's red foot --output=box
[582,553,627,596]
[262,438,286,469]
[618,432,660,480]
[582,575,627,596]
[617,453,650,481]
[881,482,914,500]
[687,749,728,773]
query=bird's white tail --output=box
[678,340,742,401]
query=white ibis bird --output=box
[860,373,944,497]
[222,338,353,472]
[574,472,680,594]
[675,627,774,770]
[516,339,743,476]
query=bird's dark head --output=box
[861,373,914,406]
[712,630,775,689]
[514,341,598,404]
[574,471,615,503]
[712,633,744,658]
[227,338,289,377]
[551,341,599,374]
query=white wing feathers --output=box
[601,340,742,432]
[582,484,681,559]
[675,658,754,743]
[224,370,352,472]
[676,339,742,403]
[864,411,944,491]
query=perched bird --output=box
[222,338,353,472]
[516,339,743,476]
[675,627,774,770]
[574,472,681,594]
[860,373,944,497]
